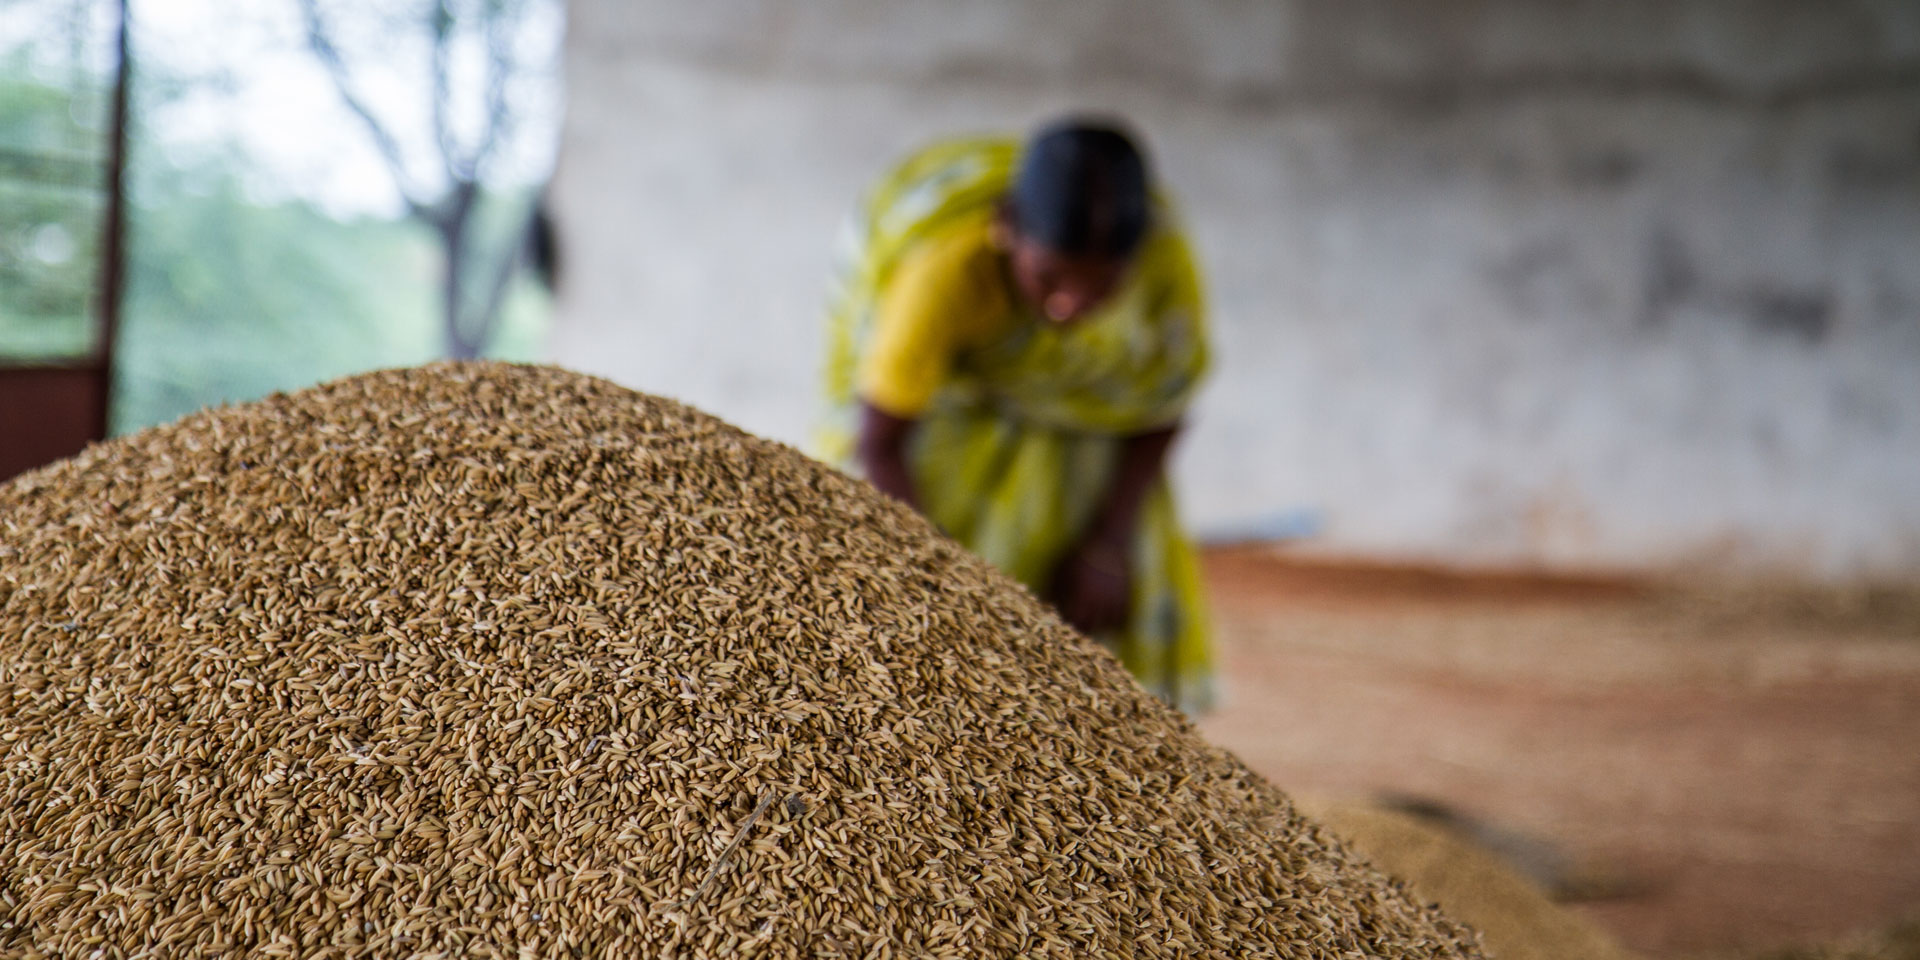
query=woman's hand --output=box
[1050,535,1132,636]
[1048,423,1179,636]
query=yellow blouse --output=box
[858,211,1013,417]
[857,209,1208,431]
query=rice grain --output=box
[0,362,1482,959]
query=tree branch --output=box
[430,0,466,185]
[473,0,517,179]
[296,0,429,216]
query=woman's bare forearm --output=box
[1088,423,1179,548]
[856,402,921,510]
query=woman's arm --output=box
[856,402,921,510]
[1051,421,1180,634]
[1089,422,1179,550]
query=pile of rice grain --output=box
[1301,799,1636,960]
[0,363,1482,959]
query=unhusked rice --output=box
[0,362,1484,959]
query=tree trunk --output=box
[468,203,540,350]
[438,186,483,360]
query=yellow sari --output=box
[816,137,1215,712]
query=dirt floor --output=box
[1195,547,1920,960]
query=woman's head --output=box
[1000,119,1152,324]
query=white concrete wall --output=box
[550,0,1920,580]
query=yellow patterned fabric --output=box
[816,136,1215,711]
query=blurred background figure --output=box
[816,121,1215,711]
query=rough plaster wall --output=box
[551,0,1920,579]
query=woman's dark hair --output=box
[1008,119,1151,258]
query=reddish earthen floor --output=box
[1197,547,1920,959]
